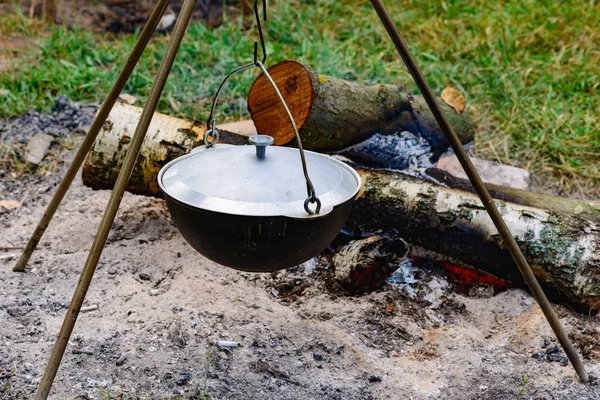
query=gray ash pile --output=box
[336,131,435,172]
[0,96,98,144]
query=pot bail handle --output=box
[254,61,321,215]
[204,63,256,148]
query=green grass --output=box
[1,0,599,195]
[515,373,529,399]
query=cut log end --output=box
[248,60,314,145]
[248,60,475,153]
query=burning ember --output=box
[387,256,510,304]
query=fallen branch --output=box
[426,168,600,223]
[333,236,408,292]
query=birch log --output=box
[348,170,600,312]
[426,167,600,223]
[81,104,252,196]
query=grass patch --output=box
[1,0,599,195]
[515,373,529,399]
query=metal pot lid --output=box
[158,138,361,218]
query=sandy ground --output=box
[2,137,600,400]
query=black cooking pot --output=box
[158,139,361,272]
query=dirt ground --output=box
[1,0,249,33]
[2,105,600,399]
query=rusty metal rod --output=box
[12,0,171,273]
[33,0,197,397]
[369,0,588,383]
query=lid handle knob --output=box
[249,135,274,159]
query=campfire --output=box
[8,1,596,396]
[78,84,600,315]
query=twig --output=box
[72,349,93,355]
[0,254,16,261]
[80,305,98,312]
[1,247,25,251]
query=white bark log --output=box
[348,170,600,312]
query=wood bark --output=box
[247,60,474,153]
[349,170,600,313]
[81,104,252,196]
[333,236,408,292]
[82,108,600,312]
[426,167,600,223]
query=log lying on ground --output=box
[83,107,600,220]
[82,104,252,196]
[348,170,600,312]
[82,108,600,312]
[426,167,600,223]
[247,60,474,153]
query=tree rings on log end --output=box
[248,60,314,145]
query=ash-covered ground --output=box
[1,101,600,399]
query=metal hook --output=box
[204,0,267,138]
[253,0,267,64]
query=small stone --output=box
[435,153,530,190]
[540,338,549,348]
[560,357,569,367]
[546,353,562,363]
[116,353,128,366]
[139,272,152,281]
[107,266,117,275]
[25,133,54,165]
[158,14,177,30]
[531,353,544,361]
[118,93,137,105]
[313,354,324,362]
[367,375,382,383]
[545,345,560,355]
[215,340,239,348]
[175,370,191,386]
[0,200,20,211]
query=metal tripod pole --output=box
[369,0,588,383]
[12,0,171,273]
[34,0,197,397]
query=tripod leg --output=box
[12,0,171,273]
[369,0,588,383]
[33,0,198,398]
